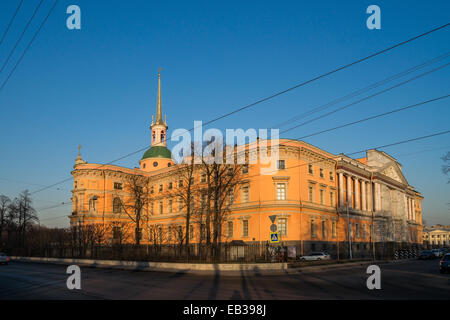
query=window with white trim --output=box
[276,183,286,200]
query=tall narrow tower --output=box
[140,69,173,171]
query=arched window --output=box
[89,196,97,211]
[152,131,156,142]
[161,130,165,141]
[113,197,122,214]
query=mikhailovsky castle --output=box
[70,71,424,257]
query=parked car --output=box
[418,250,435,260]
[440,253,450,273]
[298,252,331,261]
[0,252,10,265]
[431,249,442,258]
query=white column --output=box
[367,183,372,211]
[339,172,344,206]
[361,181,366,211]
[347,175,352,207]
[412,199,416,221]
[355,178,360,210]
[374,183,380,211]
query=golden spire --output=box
[155,68,163,124]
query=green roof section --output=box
[142,146,172,160]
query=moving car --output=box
[440,253,450,273]
[298,252,331,261]
[0,252,10,265]
[418,250,435,260]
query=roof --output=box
[142,146,172,160]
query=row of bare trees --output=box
[0,190,38,251]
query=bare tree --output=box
[200,144,243,259]
[121,174,150,246]
[171,144,199,254]
[9,190,38,249]
[0,195,11,243]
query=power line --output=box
[280,61,450,134]
[0,0,24,47]
[28,23,450,195]
[272,51,450,130]
[0,0,43,75]
[202,23,450,126]
[296,94,450,140]
[36,202,71,212]
[0,0,58,91]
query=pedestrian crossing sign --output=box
[270,232,279,243]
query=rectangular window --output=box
[178,197,183,212]
[242,185,249,203]
[322,220,327,238]
[276,183,286,200]
[159,184,163,192]
[332,220,337,238]
[362,224,366,239]
[114,182,122,190]
[308,186,314,202]
[112,226,122,240]
[150,202,154,214]
[200,224,206,239]
[311,220,316,238]
[178,179,183,187]
[356,223,360,238]
[330,191,334,206]
[242,220,249,237]
[329,171,334,181]
[168,199,173,214]
[228,189,234,205]
[320,189,324,205]
[150,186,154,194]
[159,201,163,215]
[277,218,287,236]
[242,164,249,174]
[308,164,313,174]
[277,160,285,170]
[168,182,173,190]
[319,168,324,178]
[201,174,206,182]
[227,221,233,238]
[189,225,194,240]
[167,226,172,241]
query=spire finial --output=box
[155,68,163,124]
[78,144,82,156]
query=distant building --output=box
[423,225,450,246]
[69,71,424,257]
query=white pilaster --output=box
[355,178,360,210]
[339,172,344,206]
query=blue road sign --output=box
[270,232,279,243]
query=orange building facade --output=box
[70,72,424,257]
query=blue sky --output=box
[0,0,449,227]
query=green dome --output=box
[142,146,172,159]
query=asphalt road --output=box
[0,259,449,299]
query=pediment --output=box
[378,162,408,185]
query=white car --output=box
[0,252,10,265]
[299,252,331,261]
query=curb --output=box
[10,256,288,276]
